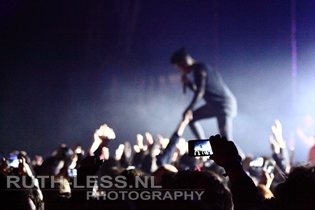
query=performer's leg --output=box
[217,114,233,140]
[189,121,206,139]
[217,115,245,159]
[189,105,215,139]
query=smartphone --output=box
[250,157,275,174]
[9,154,19,168]
[68,169,77,177]
[249,157,264,167]
[263,159,275,174]
[188,139,213,157]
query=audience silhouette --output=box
[1,119,315,210]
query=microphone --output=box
[183,83,186,94]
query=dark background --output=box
[1,0,315,162]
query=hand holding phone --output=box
[263,159,276,174]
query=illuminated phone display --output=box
[188,139,213,157]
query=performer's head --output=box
[170,47,194,74]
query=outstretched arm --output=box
[209,135,264,209]
[156,110,193,167]
[269,120,290,174]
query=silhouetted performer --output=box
[170,47,237,140]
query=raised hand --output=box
[18,155,34,177]
[181,74,191,86]
[115,144,125,160]
[96,124,116,140]
[133,133,144,153]
[259,158,275,189]
[144,132,155,152]
[270,120,291,174]
[99,147,109,160]
[145,132,154,146]
[209,135,241,169]
[270,120,286,154]
[89,124,115,156]
[123,141,132,160]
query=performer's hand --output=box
[184,109,193,123]
[177,110,193,136]
[182,109,192,120]
[181,74,190,85]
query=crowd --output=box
[1,115,315,210]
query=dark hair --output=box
[170,47,188,64]
[274,163,315,210]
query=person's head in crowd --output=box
[178,152,198,171]
[163,170,233,210]
[153,164,178,185]
[202,161,230,188]
[36,144,74,177]
[54,144,74,177]
[274,163,315,210]
[73,143,84,168]
[78,155,104,177]
[119,166,145,188]
[32,155,43,168]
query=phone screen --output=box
[68,169,77,177]
[264,159,275,174]
[188,139,213,157]
[9,154,19,168]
